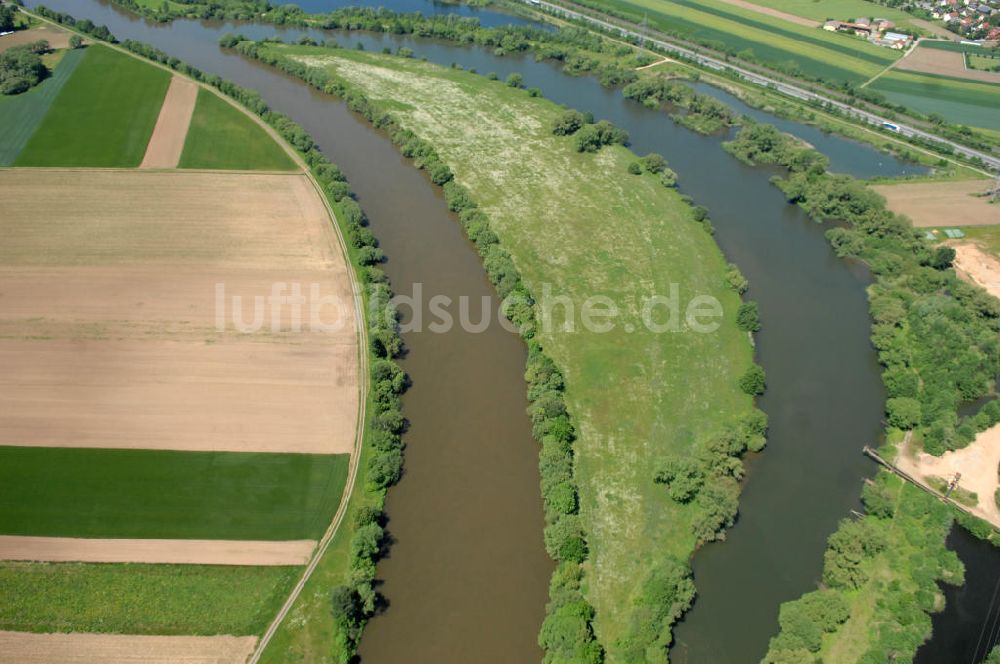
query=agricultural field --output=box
[721,0,915,25]
[894,42,1000,84]
[584,0,901,83]
[0,447,348,540]
[967,52,1000,73]
[0,562,299,635]
[267,43,756,656]
[872,179,998,227]
[180,87,297,170]
[0,44,83,165]
[869,68,1000,131]
[14,44,171,167]
[0,23,362,661]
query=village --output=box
[823,0,1000,46]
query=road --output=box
[529,0,1000,172]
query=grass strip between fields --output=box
[0,447,349,541]
[0,46,84,166]
[15,44,171,167]
[0,561,298,635]
[179,87,297,171]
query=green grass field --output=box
[0,47,85,166]
[0,561,297,635]
[967,53,1000,72]
[269,44,754,655]
[179,88,297,170]
[584,0,900,83]
[870,69,1000,131]
[0,447,349,540]
[14,44,170,167]
[731,0,914,24]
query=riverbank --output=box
[245,40,760,659]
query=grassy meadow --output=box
[0,446,349,540]
[267,43,755,655]
[0,561,298,635]
[0,47,85,166]
[15,44,170,167]
[583,0,900,83]
[179,88,297,170]
[870,69,1000,131]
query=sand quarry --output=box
[894,242,1000,529]
[896,426,1000,528]
[873,179,999,227]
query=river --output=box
[26,1,995,661]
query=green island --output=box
[235,37,764,660]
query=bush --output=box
[505,72,523,88]
[739,364,766,395]
[551,109,588,136]
[736,301,760,332]
[627,161,641,175]
[639,152,668,174]
[726,263,748,294]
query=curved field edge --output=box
[179,87,299,171]
[241,39,766,661]
[7,9,388,659]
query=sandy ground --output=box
[873,179,999,227]
[0,26,72,53]
[0,632,256,664]
[0,169,359,455]
[140,76,199,169]
[896,44,1000,83]
[952,242,1000,299]
[712,0,819,27]
[0,536,314,565]
[896,424,1000,528]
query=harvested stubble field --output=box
[0,168,358,456]
[0,536,315,566]
[895,43,1000,84]
[0,631,257,664]
[872,179,999,227]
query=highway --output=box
[530,0,1000,172]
